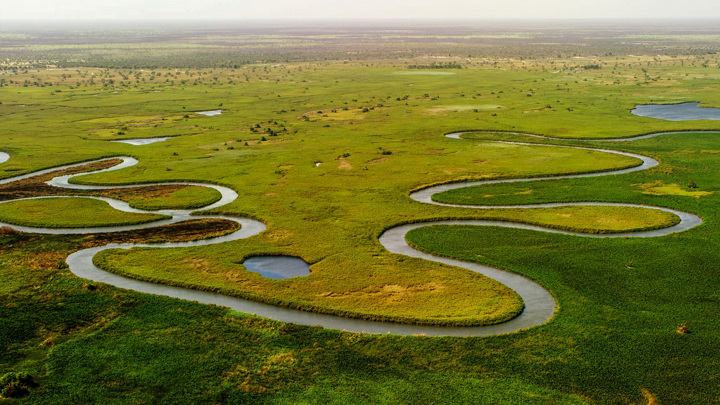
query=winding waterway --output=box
[111,137,172,145]
[0,131,705,336]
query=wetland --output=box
[1,20,719,404]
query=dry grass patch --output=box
[638,181,713,198]
[366,157,389,165]
[426,105,503,115]
[337,158,352,170]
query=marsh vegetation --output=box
[0,20,719,404]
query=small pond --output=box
[632,102,720,121]
[111,137,171,145]
[196,110,223,116]
[243,256,311,279]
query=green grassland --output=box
[0,197,169,228]
[103,185,222,210]
[1,50,719,403]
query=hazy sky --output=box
[1,0,719,21]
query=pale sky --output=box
[1,0,719,21]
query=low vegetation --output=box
[0,197,169,228]
[1,24,719,402]
[0,372,37,399]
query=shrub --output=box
[0,372,37,398]
[0,226,19,236]
[2,381,29,398]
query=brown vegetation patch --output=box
[337,158,352,170]
[642,389,659,405]
[96,184,189,201]
[0,159,210,207]
[365,157,388,165]
[265,229,295,241]
[0,159,122,201]
[82,218,240,246]
[182,257,214,274]
[0,226,20,236]
[318,282,445,302]
[644,164,686,175]
[637,181,712,198]
[223,350,300,394]
[6,249,68,271]
[442,167,468,174]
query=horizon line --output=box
[3,17,720,22]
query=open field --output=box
[1,21,720,403]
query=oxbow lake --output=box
[196,110,223,116]
[631,102,720,121]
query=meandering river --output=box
[0,131,706,335]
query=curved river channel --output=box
[0,131,706,336]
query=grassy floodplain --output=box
[0,197,169,228]
[1,22,720,403]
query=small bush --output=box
[0,226,19,236]
[0,372,37,398]
[2,381,29,398]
